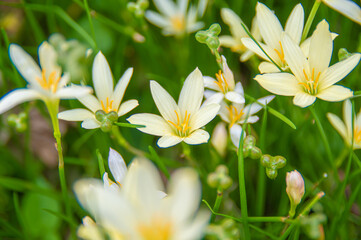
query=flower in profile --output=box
[327,99,361,149]
[58,51,138,131]
[0,42,91,114]
[254,20,361,108]
[286,170,305,217]
[241,3,304,73]
[203,56,245,104]
[74,158,210,239]
[219,8,261,62]
[145,0,204,36]
[322,0,361,25]
[127,68,220,148]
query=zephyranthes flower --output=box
[322,0,361,25]
[58,51,138,131]
[219,8,261,62]
[254,20,361,108]
[145,0,204,36]
[0,42,91,114]
[127,68,220,148]
[74,158,210,239]
[327,99,361,149]
[241,2,304,73]
[102,148,128,192]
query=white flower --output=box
[127,68,220,148]
[74,158,210,240]
[327,99,361,149]
[219,8,261,62]
[254,20,361,108]
[0,42,91,114]
[219,95,275,127]
[58,51,138,129]
[323,0,361,25]
[145,0,204,36]
[102,148,128,192]
[229,124,246,149]
[203,56,245,105]
[241,3,304,73]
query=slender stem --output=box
[301,0,322,42]
[336,147,351,168]
[256,107,267,216]
[237,126,251,240]
[111,126,146,157]
[83,0,98,51]
[211,189,223,222]
[352,152,361,169]
[96,149,106,177]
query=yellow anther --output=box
[226,105,244,127]
[215,70,229,93]
[299,68,321,95]
[167,110,191,137]
[35,68,61,93]
[354,127,361,144]
[138,216,172,240]
[274,41,285,64]
[171,16,185,31]
[100,97,116,113]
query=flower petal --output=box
[108,148,128,185]
[178,68,204,116]
[38,41,61,80]
[112,68,133,110]
[0,88,41,114]
[102,172,120,192]
[145,10,170,28]
[221,8,247,40]
[191,103,220,130]
[153,0,177,16]
[78,94,102,113]
[241,38,279,62]
[323,0,361,25]
[127,113,173,136]
[259,61,281,73]
[254,73,300,96]
[225,91,245,104]
[243,95,275,116]
[150,80,179,123]
[157,135,183,148]
[183,129,210,145]
[327,112,348,142]
[9,44,42,87]
[56,85,92,99]
[118,99,139,116]
[202,92,224,105]
[58,108,94,121]
[92,52,114,103]
[219,36,239,48]
[221,56,235,90]
[81,118,101,129]
[230,124,245,148]
[284,4,304,44]
[203,76,221,91]
[234,82,244,96]
[316,85,353,102]
[293,92,316,108]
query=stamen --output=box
[226,105,244,127]
[215,70,229,93]
[35,68,61,93]
[299,68,321,95]
[354,127,361,144]
[167,110,192,137]
[274,41,285,63]
[100,97,116,113]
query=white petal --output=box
[178,0,188,15]
[38,41,61,79]
[157,135,183,148]
[183,129,210,145]
[293,92,316,108]
[78,94,102,113]
[56,85,92,99]
[203,76,221,91]
[145,10,170,28]
[221,8,247,40]
[323,0,361,25]
[254,73,300,96]
[92,52,114,103]
[211,122,228,156]
[243,95,275,115]
[240,115,259,124]
[234,82,244,96]
[218,102,231,123]
[108,148,127,185]
[256,2,283,49]
[127,113,173,136]
[58,108,94,121]
[308,20,332,74]
[179,210,210,240]
[102,172,121,192]
[225,91,245,104]
[230,124,245,148]
[9,44,42,86]
[221,56,235,90]
[285,4,304,44]
[191,103,220,130]
[178,68,204,116]
[327,112,348,141]
[118,99,138,117]
[318,53,361,90]
[202,92,224,105]
[150,80,179,123]
[153,0,177,16]
[219,36,239,48]
[112,68,133,110]
[240,50,255,62]
[241,38,279,62]
[259,61,281,73]
[81,118,101,129]
[316,85,353,102]
[0,88,41,114]
[57,73,71,88]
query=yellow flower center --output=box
[227,105,244,127]
[100,97,117,113]
[231,43,246,53]
[138,217,172,240]
[35,68,61,93]
[298,68,321,95]
[274,41,285,64]
[168,110,191,137]
[215,70,230,93]
[354,127,361,145]
[170,16,185,32]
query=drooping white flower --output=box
[241,2,304,73]
[0,42,91,114]
[127,68,220,148]
[74,158,210,240]
[322,0,361,25]
[219,8,261,62]
[254,20,360,108]
[58,51,138,130]
[203,56,245,104]
[145,0,204,36]
[327,99,361,149]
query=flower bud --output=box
[7,112,27,132]
[95,110,106,122]
[211,122,227,157]
[195,23,221,50]
[207,165,233,190]
[286,170,305,206]
[260,154,287,179]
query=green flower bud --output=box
[95,110,106,122]
[266,168,278,179]
[261,154,287,179]
[244,135,256,147]
[195,23,221,50]
[7,112,28,132]
[207,165,233,190]
[107,111,119,122]
[249,146,262,159]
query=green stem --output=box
[210,188,223,222]
[96,149,106,177]
[83,0,98,51]
[301,0,321,42]
[256,107,267,216]
[111,126,146,157]
[237,126,251,240]
[148,146,170,179]
[336,147,351,168]
[352,152,361,169]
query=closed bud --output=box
[211,122,227,157]
[261,154,287,180]
[7,112,27,132]
[207,165,233,190]
[286,170,305,205]
[249,146,262,159]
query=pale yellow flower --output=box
[323,0,361,25]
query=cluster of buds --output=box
[195,24,221,52]
[243,135,262,159]
[127,0,149,18]
[286,170,305,218]
[206,218,240,240]
[7,112,27,132]
[207,165,233,191]
[260,154,286,179]
[95,110,118,132]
